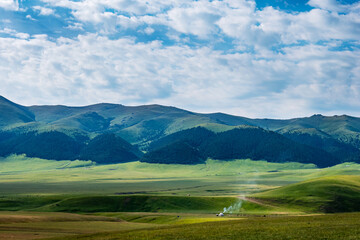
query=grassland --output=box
[1,211,360,240]
[45,212,360,240]
[1,155,360,239]
[2,154,360,196]
[0,211,157,239]
[0,211,242,240]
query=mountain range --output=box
[0,95,360,167]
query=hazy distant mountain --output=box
[0,96,360,166]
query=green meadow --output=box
[46,212,360,240]
[2,154,360,196]
[1,211,360,240]
[1,154,360,239]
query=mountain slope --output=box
[50,112,111,132]
[148,127,216,151]
[0,131,141,163]
[282,130,360,162]
[0,131,83,160]
[79,133,142,164]
[251,114,360,149]
[142,141,205,164]
[143,126,338,167]
[201,127,338,167]
[0,96,359,166]
[0,96,35,127]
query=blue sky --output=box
[0,0,359,118]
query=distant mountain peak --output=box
[311,114,324,117]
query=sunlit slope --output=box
[251,114,360,149]
[29,103,213,144]
[252,175,360,213]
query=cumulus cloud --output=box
[166,1,221,38]
[26,15,36,21]
[0,28,29,39]
[307,0,360,13]
[0,0,19,11]
[33,6,56,16]
[0,0,359,117]
[0,34,359,118]
[144,27,155,35]
[65,22,84,31]
[37,0,360,47]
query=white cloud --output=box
[38,0,360,48]
[117,15,142,29]
[166,2,221,38]
[0,0,18,11]
[217,4,360,49]
[0,0,359,117]
[26,15,36,21]
[0,28,29,39]
[33,6,56,16]
[144,27,155,35]
[307,0,360,13]
[65,22,84,31]
[0,34,359,118]
[1,19,11,24]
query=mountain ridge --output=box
[1,95,359,166]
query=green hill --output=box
[148,127,215,151]
[79,133,142,164]
[201,127,337,167]
[0,131,83,160]
[252,175,360,213]
[0,96,360,166]
[0,96,35,127]
[50,112,111,132]
[283,130,360,162]
[144,127,338,167]
[0,131,141,163]
[252,114,360,149]
[142,141,205,164]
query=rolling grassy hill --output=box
[0,96,360,166]
[252,175,360,213]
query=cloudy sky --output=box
[0,0,359,118]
